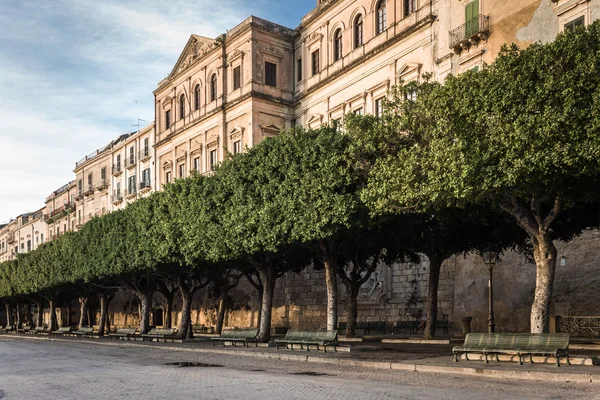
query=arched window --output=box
[376,0,387,35]
[210,74,217,102]
[334,29,343,62]
[194,84,200,111]
[354,14,363,48]
[179,94,185,120]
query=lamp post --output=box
[482,250,498,333]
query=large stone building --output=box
[5,0,600,333]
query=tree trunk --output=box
[215,286,227,335]
[78,296,89,329]
[530,232,557,333]
[48,299,58,331]
[4,303,12,327]
[164,294,173,329]
[15,302,23,329]
[137,293,152,334]
[255,290,263,329]
[257,267,277,343]
[34,300,43,327]
[344,283,359,338]
[423,256,443,339]
[176,278,192,340]
[98,293,113,336]
[324,258,338,331]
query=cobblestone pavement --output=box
[0,338,597,400]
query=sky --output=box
[0,0,315,223]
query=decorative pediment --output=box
[229,126,245,140]
[228,49,244,64]
[162,96,173,108]
[307,31,324,45]
[176,150,187,163]
[307,114,323,126]
[206,134,220,148]
[260,46,283,60]
[261,124,281,137]
[368,79,390,95]
[169,35,216,78]
[396,62,422,81]
[163,160,173,171]
[190,138,203,155]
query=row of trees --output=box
[1,22,599,339]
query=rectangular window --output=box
[142,168,151,187]
[78,179,82,193]
[101,167,106,180]
[27,240,31,252]
[143,137,149,156]
[265,62,277,87]
[233,140,242,155]
[41,233,44,243]
[116,182,121,194]
[116,154,121,169]
[375,98,384,117]
[297,58,302,82]
[354,108,363,115]
[312,50,320,76]
[179,164,185,178]
[165,171,172,184]
[129,146,135,164]
[165,110,171,129]
[209,150,218,171]
[193,157,200,171]
[128,175,136,195]
[233,66,241,90]
[404,0,415,17]
[565,16,585,32]
[87,173,92,187]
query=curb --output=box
[2,335,599,384]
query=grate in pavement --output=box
[165,362,223,368]
[290,372,334,376]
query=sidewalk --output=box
[3,334,600,384]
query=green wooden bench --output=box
[275,330,338,352]
[452,333,571,366]
[32,326,48,335]
[51,327,73,336]
[73,327,95,338]
[192,324,213,334]
[108,328,137,341]
[211,329,258,347]
[141,328,176,342]
[0,325,15,333]
[16,325,32,334]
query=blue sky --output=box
[0,0,314,223]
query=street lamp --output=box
[482,249,498,333]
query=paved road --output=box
[0,337,597,399]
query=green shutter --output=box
[465,0,479,37]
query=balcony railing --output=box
[139,180,152,193]
[44,202,75,223]
[126,184,137,199]
[138,148,151,162]
[125,155,136,169]
[97,179,108,191]
[449,14,489,53]
[112,163,122,176]
[84,185,95,197]
[6,233,15,244]
[112,190,124,205]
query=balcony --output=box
[112,163,123,177]
[449,14,490,54]
[139,180,151,194]
[138,148,151,162]
[125,155,136,170]
[75,190,84,202]
[83,185,95,197]
[6,233,15,245]
[126,184,137,200]
[44,202,75,224]
[96,179,108,191]
[112,190,124,205]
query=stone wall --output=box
[35,230,600,335]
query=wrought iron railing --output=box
[557,316,600,338]
[449,14,490,49]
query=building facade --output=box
[44,181,78,240]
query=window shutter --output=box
[465,0,479,36]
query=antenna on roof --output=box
[132,118,146,133]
